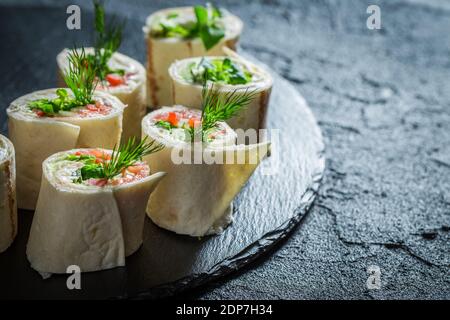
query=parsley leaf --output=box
[195,5,225,50]
[80,163,105,180]
[190,57,252,85]
[155,120,175,131]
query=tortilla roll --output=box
[143,6,243,107]
[142,106,270,236]
[57,48,146,142]
[7,89,124,210]
[169,53,273,131]
[26,148,165,274]
[0,134,17,253]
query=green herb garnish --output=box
[187,83,257,141]
[80,163,105,181]
[201,83,256,132]
[102,137,163,180]
[64,48,98,106]
[189,57,252,85]
[85,0,125,81]
[65,154,96,162]
[151,3,225,50]
[194,4,224,50]
[29,49,97,116]
[155,120,176,132]
[70,137,164,183]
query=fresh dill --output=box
[86,0,125,80]
[102,137,163,180]
[200,83,257,133]
[64,48,98,106]
[28,48,97,116]
[71,137,164,183]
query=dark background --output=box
[0,0,449,299]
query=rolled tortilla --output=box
[143,6,243,107]
[142,106,270,236]
[7,89,124,210]
[57,48,146,142]
[0,134,17,253]
[169,53,273,131]
[26,148,165,274]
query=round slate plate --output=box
[0,5,325,299]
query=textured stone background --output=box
[1,0,449,299]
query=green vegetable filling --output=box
[151,4,225,50]
[28,89,86,116]
[188,58,252,85]
[155,120,177,131]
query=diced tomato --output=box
[127,165,145,175]
[189,117,201,128]
[35,110,46,117]
[106,74,125,87]
[167,112,178,126]
[88,149,106,159]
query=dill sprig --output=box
[200,83,257,134]
[64,47,98,106]
[28,48,97,116]
[73,137,164,183]
[101,137,164,180]
[88,0,125,80]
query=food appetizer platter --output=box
[57,48,146,143]
[0,2,325,299]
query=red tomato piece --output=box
[189,117,201,128]
[35,110,46,117]
[94,179,108,187]
[167,112,178,126]
[127,165,145,175]
[106,74,125,86]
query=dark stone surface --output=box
[1,0,450,299]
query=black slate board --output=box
[0,5,325,299]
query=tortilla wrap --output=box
[7,89,124,209]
